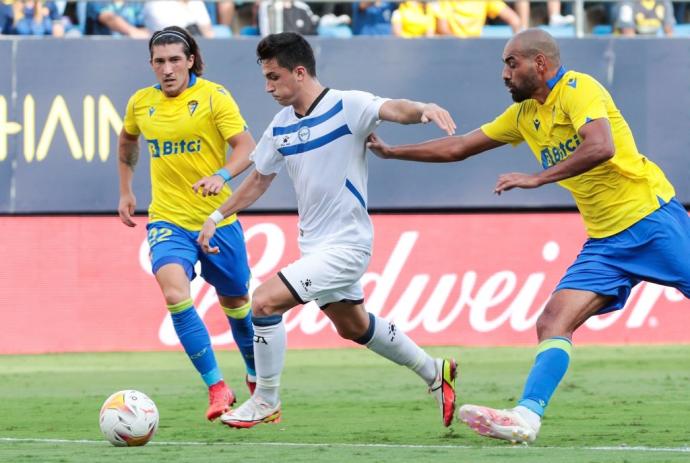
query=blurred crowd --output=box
[0,0,687,38]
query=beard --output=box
[506,73,540,102]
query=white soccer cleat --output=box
[428,358,458,427]
[458,404,540,444]
[220,396,281,429]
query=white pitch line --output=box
[1,437,689,453]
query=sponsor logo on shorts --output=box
[300,279,312,293]
[388,322,397,342]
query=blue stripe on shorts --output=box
[555,197,690,314]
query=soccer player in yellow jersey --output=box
[117,26,257,422]
[367,28,690,443]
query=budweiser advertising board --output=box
[1,214,688,354]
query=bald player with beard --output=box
[367,28,690,444]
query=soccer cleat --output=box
[245,375,257,395]
[458,404,540,444]
[429,358,458,427]
[220,396,282,429]
[206,380,236,421]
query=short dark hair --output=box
[148,26,204,76]
[256,32,316,77]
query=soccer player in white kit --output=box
[197,32,459,429]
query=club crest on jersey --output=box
[533,119,540,131]
[297,126,310,142]
[148,107,156,117]
[188,100,198,116]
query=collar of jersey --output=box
[546,66,566,90]
[154,72,198,91]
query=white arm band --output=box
[209,210,224,225]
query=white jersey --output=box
[251,89,388,253]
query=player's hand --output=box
[197,219,220,254]
[494,172,543,195]
[366,133,392,159]
[192,175,226,197]
[118,192,137,227]
[420,103,456,136]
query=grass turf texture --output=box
[1,346,688,462]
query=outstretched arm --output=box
[494,118,614,194]
[197,169,276,253]
[378,99,457,135]
[367,128,504,162]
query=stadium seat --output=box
[538,24,575,37]
[591,24,613,35]
[239,25,260,36]
[212,25,232,38]
[675,23,690,36]
[481,25,513,38]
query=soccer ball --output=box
[99,390,159,447]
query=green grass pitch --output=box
[1,345,688,462]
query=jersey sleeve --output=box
[561,75,609,132]
[486,1,508,19]
[250,125,284,175]
[123,94,140,136]
[480,103,524,146]
[343,90,390,136]
[211,86,248,141]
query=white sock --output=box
[253,320,286,407]
[365,315,437,385]
[514,405,542,429]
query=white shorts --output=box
[278,246,371,308]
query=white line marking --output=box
[1,437,689,453]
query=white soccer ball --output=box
[99,390,159,447]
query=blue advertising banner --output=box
[0,37,688,213]
[0,40,14,212]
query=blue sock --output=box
[168,299,222,387]
[517,337,572,417]
[223,302,256,377]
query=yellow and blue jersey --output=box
[123,74,247,230]
[481,67,675,238]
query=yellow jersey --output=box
[430,1,507,37]
[123,74,247,230]
[391,1,435,37]
[481,68,675,238]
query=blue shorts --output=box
[556,197,690,314]
[146,220,251,297]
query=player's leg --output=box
[461,289,611,443]
[218,295,256,393]
[461,218,651,443]
[220,275,298,428]
[148,222,233,420]
[198,221,256,394]
[324,301,458,426]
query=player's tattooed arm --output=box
[118,130,140,171]
[117,130,140,227]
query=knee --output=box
[251,287,279,318]
[161,287,190,306]
[536,303,570,340]
[219,294,250,309]
[334,318,368,341]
